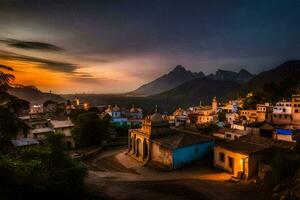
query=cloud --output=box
[0,50,77,73]
[66,72,112,84]
[0,39,63,51]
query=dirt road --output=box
[84,146,270,200]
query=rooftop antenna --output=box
[155,105,158,113]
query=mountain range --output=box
[8,85,65,104]
[130,65,205,96]
[10,60,300,112]
[130,65,254,96]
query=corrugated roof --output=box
[12,138,39,147]
[50,120,74,129]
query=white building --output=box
[30,104,44,114]
[225,113,239,125]
[271,101,292,125]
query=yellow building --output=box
[240,110,257,123]
[256,103,273,123]
[196,97,218,125]
[214,135,295,179]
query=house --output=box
[292,91,300,124]
[50,119,75,148]
[273,128,295,142]
[105,105,129,126]
[218,100,241,113]
[214,127,247,140]
[196,97,218,125]
[271,101,292,125]
[126,105,143,128]
[256,103,273,123]
[259,123,274,138]
[24,117,52,139]
[239,110,257,123]
[171,108,190,127]
[225,113,239,125]
[128,110,214,169]
[214,139,270,179]
[30,104,44,114]
[214,135,295,179]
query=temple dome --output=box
[112,105,120,112]
[130,105,139,113]
[150,112,164,123]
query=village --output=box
[8,88,300,199]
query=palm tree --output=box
[0,64,15,106]
[0,64,15,92]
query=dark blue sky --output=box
[0,0,299,93]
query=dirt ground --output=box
[84,146,270,200]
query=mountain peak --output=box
[130,64,204,96]
[238,68,252,75]
[170,65,186,73]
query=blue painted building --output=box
[172,140,215,168]
[152,131,215,169]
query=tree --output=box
[0,137,87,199]
[69,108,87,122]
[45,131,66,155]
[0,108,19,152]
[71,112,110,148]
[218,111,226,122]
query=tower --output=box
[212,96,218,112]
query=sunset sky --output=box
[0,0,300,94]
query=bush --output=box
[0,132,87,200]
[71,112,110,148]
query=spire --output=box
[155,105,158,113]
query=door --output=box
[228,156,234,174]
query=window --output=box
[296,109,299,113]
[219,152,225,162]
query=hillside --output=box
[9,86,65,104]
[150,77,240,106]
[130,65,205,96]
[236,60,300,94]
[208,69,254,83]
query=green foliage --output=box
[196,123,219,135]
[69,108,87,122]
[266,149,300,188]
[242,93,264,110]
[114,123,130,136]
[45,131,66,154]
[217,111,226,122]
[0,108,19,152]
[0,141,87,199]
[71,112,110,148]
